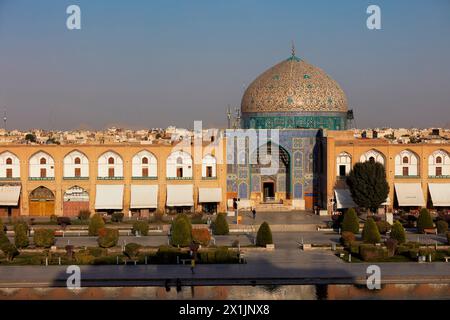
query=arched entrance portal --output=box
[63,186,89,217]
[29,186,55,216]
[251,143,291,204]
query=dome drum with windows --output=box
[241,47,349,130]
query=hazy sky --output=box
[1,0,450,130]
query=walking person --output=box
[252,207,256,220]
[190,258,196,274]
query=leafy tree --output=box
[124,243,142,260]
[346,161,389,213]
[417,208,434,233]
[170,217,192,247]
[256,221,273,246]
[362,218,381,244]
[390,221,406,244]
[97,228,119,248]
[88,213,105,236]
[25,133,37,143]
[14,223,29,248]
[341,208,359,234]
[436,220,448,234]
[213,213,229,235]
[132,220,149,236]
[33,229,55,248]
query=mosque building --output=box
[226,47,351,211]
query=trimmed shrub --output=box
[214,247,229,263]
[33,229,55,248]
[14,223,29,248]
[78,209,91,221]
[87,247,107,257]
[1,243,19,261]
[256,221,273,247]
[0,218,4,234]
[390,221,406,244]
[341,208,359,234]
[192,228,211,246]
[385,238,398,257]
[132,220,149,236]
[436,220,448,234]
[417,208,434,233]
[213,213,229,235]
[50,214,58,223]
[409,249,420,260]
[97,228,119,248]
[88,213,105,236]
[446,232,450,245]
[376,220,391,234]
[419,248,436,260]
[191,213,205,224]
[0,232,10,247]
[74,250,95,264]
[111,212,124,223]
[362,218,381,244]
[359,244,387,262]
[340,231,356,247]
[124,243,142,259]
[57,217,71,228]
[156,245,185,264]
[171,217,192,247]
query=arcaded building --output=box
[326,130,450,214]
[0,137,227,217]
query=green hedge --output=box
[359,244,387,262]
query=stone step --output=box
[255,204,293,212]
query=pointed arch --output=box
[0,151,20,178]
[132,150,157,178]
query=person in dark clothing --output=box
[252,208,256,220]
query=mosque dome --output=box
[240,48,349,130]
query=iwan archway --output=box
[29,186,55,216]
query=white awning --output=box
[334,189,357,209]
[95,185,124,210]
[166,184,194,207]
[0,185,21,206]
[198,188,222,203]
[130,185,158,209]
[428,183,450,206]
[394,183,425,207]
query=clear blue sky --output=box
[1,0,449,130]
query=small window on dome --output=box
[303,74,311,79]
[287,97,294,104]
[272,75,280,80]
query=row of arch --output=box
[337,149,450,177]
[0,150,217,179]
